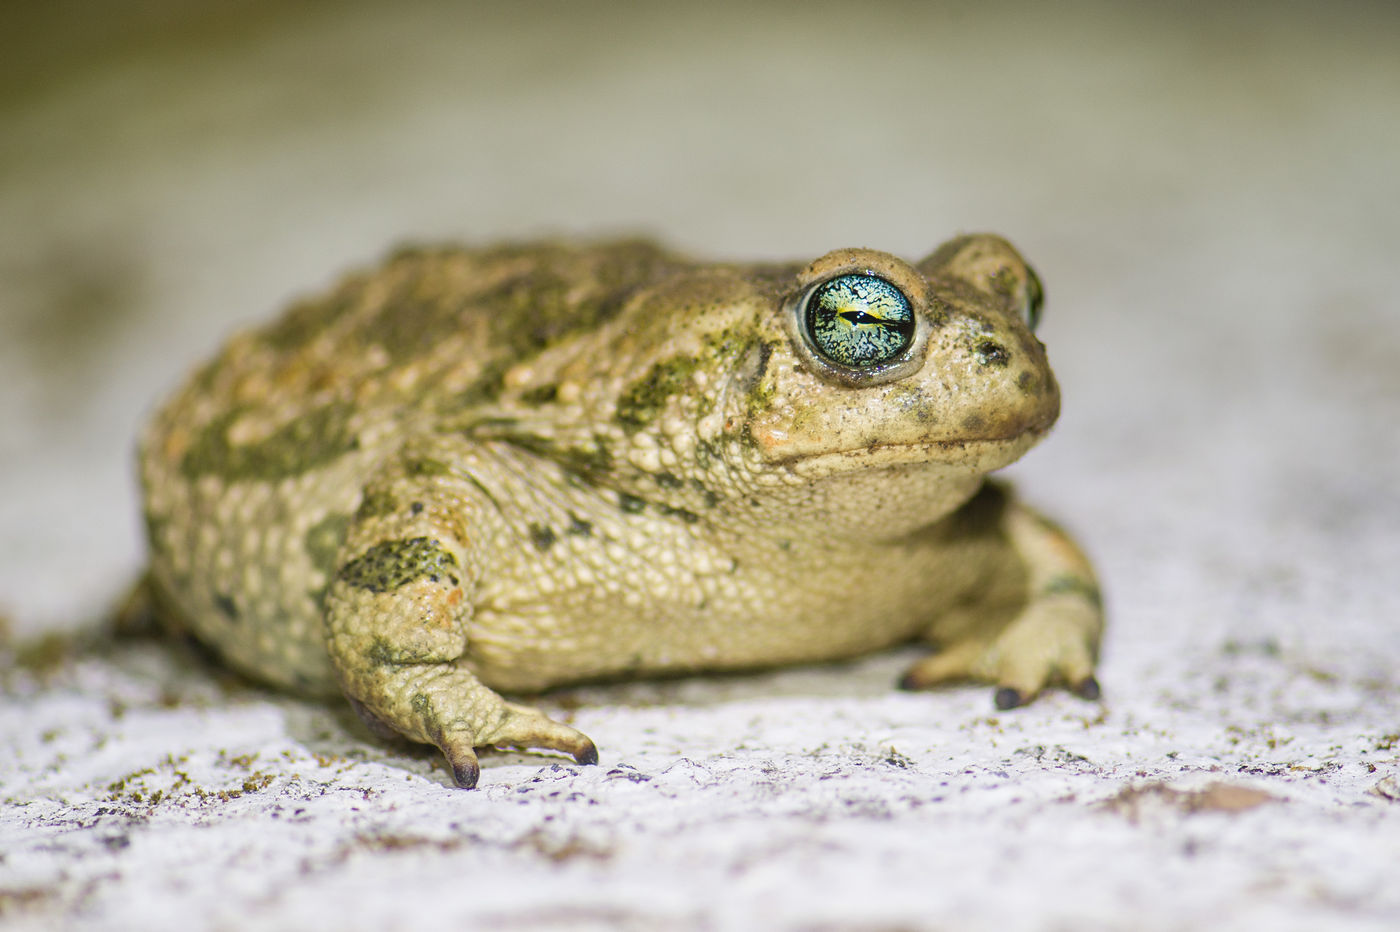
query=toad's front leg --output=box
[324,446,596,789]
[902,491,1104,709]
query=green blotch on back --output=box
[180,402,360,481]
[657,503,699,524]
[519,383,559,405]
[481,242,675,356]
[405,457,453,478]
[691,478,720,508]
[365,280,471,362]
[260,289,359,351]
[464,423,614,478]
[367,637,396,666]
[338,537,460,593]
[213,593,239,622]
[528,523,557,552]
[305,512,352,576]
[355,488,398,521]
[616,323,768,432]
[616,355,701,433]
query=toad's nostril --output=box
[973,340,1009,367]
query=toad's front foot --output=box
[426,697,599,789]
[900,498,1104,709]
[324,451,601,788]
[341,661,599,789]
[896,598,1103,710]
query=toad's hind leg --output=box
[325,446,596,789]
[901,499,1104,709]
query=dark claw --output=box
[574,739,600,767]
[1074,676,1102,701]
[896,672,923,692]
[447,752,480,790]
[994,687,1025,711]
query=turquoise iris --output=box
[805,274,914,368]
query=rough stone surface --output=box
[2,2,1397,930]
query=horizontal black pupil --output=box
[837,309,907,331]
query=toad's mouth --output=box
[779,428,1047,479]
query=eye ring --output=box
[800,273,915,370]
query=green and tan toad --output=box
[140,236,1103,788]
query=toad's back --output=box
[140,241,692,693]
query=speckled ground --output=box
[2,2,1398,930]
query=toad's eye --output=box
[803,273,915,369]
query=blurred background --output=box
[2,0,1398,658]
[4,4,1400,929]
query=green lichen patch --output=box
[337,537,460,593]
[180,402,360,482]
